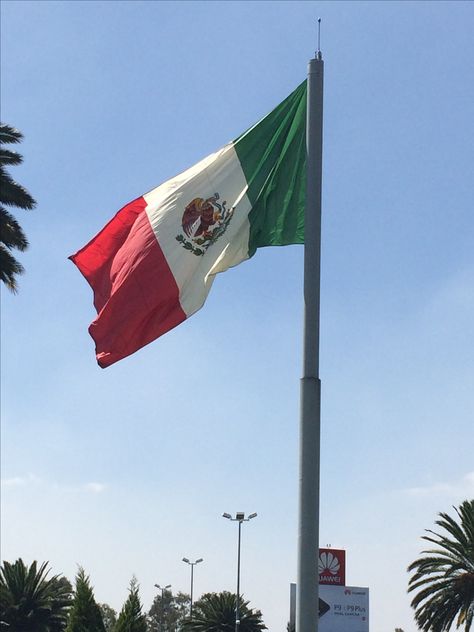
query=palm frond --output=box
[1,206,29,251]
[408,500,474,632]
[0,123,24,145]
[0,244,24,292]
[183,592,266,632]
[0,166,36,210]
[0,559,71,631]
[0,124,35,293]
[0,148,23,166]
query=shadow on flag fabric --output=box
[70,81,307,368]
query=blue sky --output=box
[1,1,473,630]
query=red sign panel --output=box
[318,548,346,585]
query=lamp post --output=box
[223,512,257,632]
[154,583,172,598]
[154,584,171,632]
[182,558,203,618]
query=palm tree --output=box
[408,499,474,632]
[182,591,266,632]
[0,123,36,292]
[0,558,72,631]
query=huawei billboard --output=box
[318,548,346,585]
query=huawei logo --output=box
[318,551,341,575]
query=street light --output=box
[223,512,257,632]
[182,557,203,618]
[153,585,172,632]
[154,583,172,598]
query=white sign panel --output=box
[319,585,369,632]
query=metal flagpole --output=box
[296,27,324,632]
[236,519,242,632]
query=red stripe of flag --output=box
[70,198,186,368]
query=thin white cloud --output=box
[1,475,107,494]
[1,473,41,488]
[84,482,107,494]
[403,471,474,498]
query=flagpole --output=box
[297,44,324,632]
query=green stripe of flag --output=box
[233,80,307,256]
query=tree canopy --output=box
[0,123,36,292]
[114,578,147,632]
[65,567,105,632]
[147,589,190,632]
[0,558,71,632]
[98,603,117,631]
[182,592,266,632]
[408,499,474,632]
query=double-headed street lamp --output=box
[182,557,203,618]
[223,512,257,632]
[154,584,171,632]
[154,583,171,598]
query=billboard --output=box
[319,585,369,632]
[319,548,346,585]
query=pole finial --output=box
[317,17,322,59]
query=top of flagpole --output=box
[316,17,322,60]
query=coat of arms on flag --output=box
[176,193,234,256]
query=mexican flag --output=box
[70,81,307,368]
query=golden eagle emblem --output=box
[176,193,234,256]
